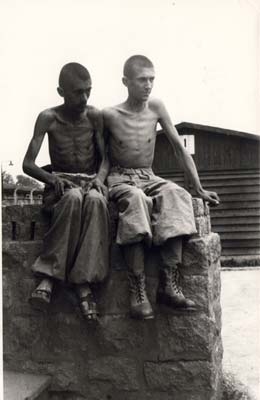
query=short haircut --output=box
[123,55,154,78]
[59,63,91,89]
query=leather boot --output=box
[128,271,154,320]
[156,265,196,310]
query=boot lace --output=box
[171,268,183,295]
[129,273,145,303]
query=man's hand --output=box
[52,177,77,198]
[197,189,220,206]
[87,177,108,198]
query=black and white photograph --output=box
[1,1,259,399]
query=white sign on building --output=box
[180,135,195,155]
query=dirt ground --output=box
[221,268,260,399]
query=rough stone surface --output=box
[144,360,217,394]
[156,313,217,361]
[2,198,223,400]
[182,233,221,275]
[86,356,140,390]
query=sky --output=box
[0,0,259,178]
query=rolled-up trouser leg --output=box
[32,188,83,281]
[69,189,110,284]
[110,184,153,245]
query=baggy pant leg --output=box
[68,189,110,284]
[148,180,196,245]
[32,188,83,281]
[110,183,153,246]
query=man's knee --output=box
[85,189,107,208]
[127,187,149,202]
[119,187,151,211]
[62,188,83,204]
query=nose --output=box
[145,79,153,90]
[79,93,88,106]
[83,93,88,103]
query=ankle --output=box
[37,278,54,292]
[76,282,91,298]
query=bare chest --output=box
[109,109,158,145]
[48,117,95,152]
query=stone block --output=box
[2,201,223,399]
[204,202,210,216]
[192,198,205,217]
[156,313,217,361]
[98,271,129,315]
[96,315,158,360]
[2,205,49,241]
[2,205,23,223]
[114,391,215,400]
[86,356,140,391]
[2,222,12,241]
[144,360,218,397]
[22,204,44,221]
[181,272,222,318]
[182,233,221,275]
[110,243,126,270]
[2,240,43,271]
[193,216,209,237]
[207,214,212,233]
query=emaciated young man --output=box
[23,62,110,320]
[103,55,219,320]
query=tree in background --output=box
[16,174,43,190]
[2,171,15,186]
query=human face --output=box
[62,78,92,113]
[125,66,155,102]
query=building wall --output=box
[153,128,260,264]
[153,129,260,173]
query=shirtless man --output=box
[103,55,219,320]
[23,62,110,320]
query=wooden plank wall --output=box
[153,129,260,259]
[157,169,260,258]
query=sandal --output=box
[29,289,51,311]
[79,293,98,321]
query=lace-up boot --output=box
[157,265,196,310]
[128,271,154,319]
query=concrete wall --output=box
[2,199,223,400]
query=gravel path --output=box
[221,268,260,399]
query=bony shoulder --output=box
[87,105,102,120]
[149,97,165,110]
[88,105,100,115]
[102,106,117,120]
[38,107,56,124]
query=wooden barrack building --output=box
[153,122,260,265]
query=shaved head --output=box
[59,62,91,90]
[123,55,154,78]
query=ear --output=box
[57,86,64,97]
[122,76,128,87]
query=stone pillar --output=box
[2,199,222,400]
